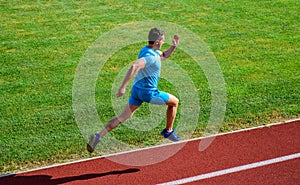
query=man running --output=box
[87,28,180,153]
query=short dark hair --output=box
[148,28,164,44]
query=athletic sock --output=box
[166,129,173,134]
[95,133,100,141]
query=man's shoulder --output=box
[138,46,159,58]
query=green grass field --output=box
[1,0,299,173]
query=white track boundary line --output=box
[1,118,299,177]
[156,152,300,185]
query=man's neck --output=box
[148,44,159,50]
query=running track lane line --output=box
[157,152,300,185]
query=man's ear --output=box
[154,40,160,45]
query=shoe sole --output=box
[87,135,97,153]
[87,143,94,153]
[167,136,180,142]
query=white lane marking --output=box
[156,152,300,185]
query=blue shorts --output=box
[128,86,170,106]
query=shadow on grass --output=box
[0,168,140,185]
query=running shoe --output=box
[161,128,180,142]
[87,133,100,153]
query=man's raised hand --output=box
[172,34,180,47]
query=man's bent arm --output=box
[161,45,177,60]
[117,58,146,97]
[160,34,179,60]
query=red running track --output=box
[1,119,299,185]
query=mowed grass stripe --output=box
[1,0,299,173]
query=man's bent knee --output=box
[167,94,179,107]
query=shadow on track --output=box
[0,168,140,185]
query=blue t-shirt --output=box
[133,46,161,89]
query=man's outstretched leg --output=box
[87,104,139,153]
[161,94,180,141]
